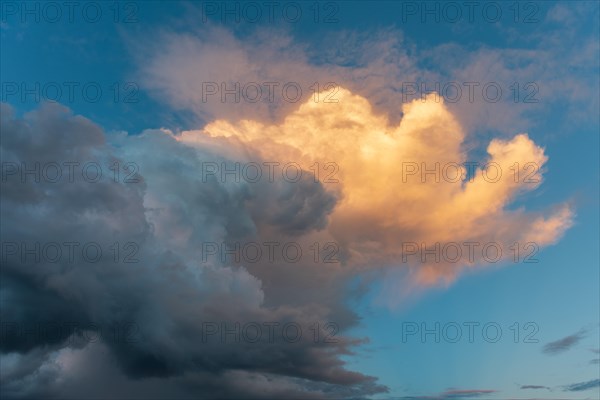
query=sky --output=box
[0,1,599,399]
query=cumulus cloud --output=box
[0,80,575,395]
[1,3,594,397]
[191,87,573,285]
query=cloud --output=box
[191,87,573,286]
[563,379,600,392]
[1,5,595,397]
[440,389,497,398]
[0,78,576,395]
[520,385,550,390]
[401,388,497,399]
[542,330,585,355]
[0,102,386,398]
[0,338,386,400]
[135,11,598,138]
[129,18,582,290]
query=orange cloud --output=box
[178,87,573,286]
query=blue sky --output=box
[1,1,599,399]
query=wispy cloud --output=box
[400,388,497,399]
[563,378,600,392]
[441,389,497,398]
[520,385,550,390]
[542,330,586,354]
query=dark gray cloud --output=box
[0,102,385,399]
[563,379,600,392]
[542,330,586,354]
[2,337,384,400]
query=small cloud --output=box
[440,389,497,398]
[400,389,497,399]
[563,378,600,392]
[520,385,550,390]
[542,330,585,354]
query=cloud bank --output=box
[2,6,590,395]
[1,85,573,396]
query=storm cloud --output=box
[0,102,383,399]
